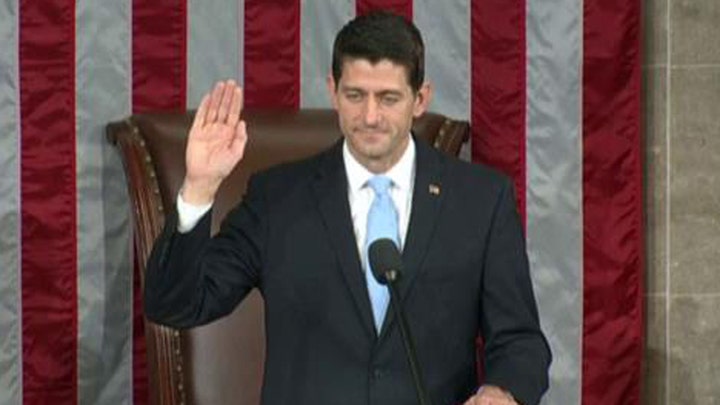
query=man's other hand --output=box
[182,80,247,205]
[463,385,518,405]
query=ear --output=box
[412,81,433,118]
[326,74,339,110]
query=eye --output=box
[381,95,400,106]
[345,91,362,102]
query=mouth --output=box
[354,131,388,145]
[354,127,388,136]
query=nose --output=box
[362,98,379,127]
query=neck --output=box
[351,136,410,174]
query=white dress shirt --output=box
[176,137,417,266]
[343,138,415,261]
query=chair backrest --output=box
[107,108,469,405]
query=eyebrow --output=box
[340,86,404,97]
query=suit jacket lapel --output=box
[311,142,376,338]
[379,138,446,339]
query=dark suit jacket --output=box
[145,137,551,405]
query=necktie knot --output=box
[367,175,392,196]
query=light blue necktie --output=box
[365,175,399,333]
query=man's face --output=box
[327,58,431,173]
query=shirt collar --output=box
[343,135,416,193]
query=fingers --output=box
[206,81,225,123]
[466,386,517,405]
[217,80,235,123]
[190,94,210,135]
[201,80,243,127]
[226,86,243,128]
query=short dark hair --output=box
[331,11,425,93]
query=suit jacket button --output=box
[372,368,383,380]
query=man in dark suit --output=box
[145,11,550,405]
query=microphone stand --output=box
[385,271,432,405]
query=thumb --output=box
[230,121,248,157]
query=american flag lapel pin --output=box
[428,184,441,196]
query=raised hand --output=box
[182,80,248,205]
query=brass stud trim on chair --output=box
[130,120,165,215]
[434,118,451,148]
[130,119,188,404]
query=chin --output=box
[355,144,388,159]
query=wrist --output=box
[180,178,220,205]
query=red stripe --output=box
[132,1,187,401]
[244,0,301,108]
[132,0,187,112]
[356,0,413,19]
[19,0,77,403]
[582,0,644,402]
[470,0,527,222]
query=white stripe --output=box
[413,0,471,121]
[525,0,583,402]
[76,0,133,403]
[187,0,240,108]
[300,0,353,108]
[664,0,672,402]
[0,0,21,403]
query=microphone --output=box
[368,239,432,405]
[368,238,402,284]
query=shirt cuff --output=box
[176,193,212,233]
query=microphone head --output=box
[368,238,403,285]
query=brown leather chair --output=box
[107,109,470,405]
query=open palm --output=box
[183,80,247,204]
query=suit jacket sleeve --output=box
[143,175,266,329]
[480,177,551,405]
